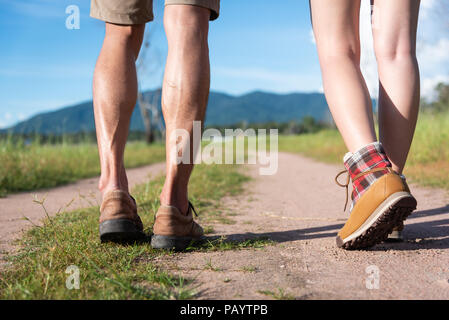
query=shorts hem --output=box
[165,0,220,20]
[90,8,154,25]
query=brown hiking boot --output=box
[386,175,410,242]
[336,169,416,250]
[99,190,145,243]
[335,143,416,250]
[151,201,204,251]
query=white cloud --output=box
[359,0,449,100]
[360,0,378,98]
[0,112,15,129]
[418,38,449,70]
[420,0,437,19]
[309,28,316,44]
[18,112,27,121]
[417,30,449,100]
[422,74,449,101]
[309,0,379,98]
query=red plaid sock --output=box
[344,142,392,211]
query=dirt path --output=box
[0,162,165,261]
[1,153,448,299]
[158,152,449,299]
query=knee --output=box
[318,42,361,66]
[374,39,416,65]
[164,6,210,45]
[105,23,145,59]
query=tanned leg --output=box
[159,5,211,215]
[93,23,145,196]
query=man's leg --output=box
[160,5,211,214]
[151,4,213,251]
[93,23,146,242]
[94,23,145,195]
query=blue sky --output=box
[0,0,447,128]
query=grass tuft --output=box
[258,288,296,300]
[0,142,165,196]
[185,236,274,253]
[0,164,250,299]
[279,111,449,189]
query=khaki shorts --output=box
[91,0,220,24]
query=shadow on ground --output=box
[202,204,449,252]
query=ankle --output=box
[99,177,128,197]
[160,190,189,214]
[344,142,392,209]
[345,142,391,175]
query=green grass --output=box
[278,111,449,189]
[0,141,165,196]
[0,163,264,300]
[185,236,274,252]
[258,288,296,300]
[241,265,257,273]
[203,258,223,272]
[278,129,346,164]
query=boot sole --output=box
[337,192,416,250]
[99,219,146,243]
[151,234,200,251]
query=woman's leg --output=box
[310,0,417,249]
[310,0,377,153]
[373,0,421,174]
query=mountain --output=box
[3,90,331,134]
